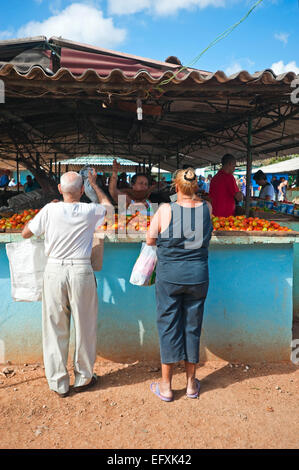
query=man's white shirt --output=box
[28,202,106,259]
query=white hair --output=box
[60,172,83,193]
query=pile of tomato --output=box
[0,209,40,231]
[212,215,292,232]
[98,212,151,233]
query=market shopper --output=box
[271,176,280,201]
[205,174,212,193]
[21,170,112,397]
[8,178,17,187]
[0,170,10,188]
[278,177,288,202]
[146,168,213,402]
[209,154,243,217]
[23,175,35,193]
[253,170,275,201]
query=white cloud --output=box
[274,32,289,46]
[49,0,64,15]
[224,58,255,76]
[108,0,151,15]
[0,3,126,48]
[108,0,225,16]
[271,60,299,75]
[0,30,14,40]
[225,61,242,76]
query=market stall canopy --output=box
[0,36,299,174]
[59,155,141,172]
[59,154,171,174]
[238,156,299,175]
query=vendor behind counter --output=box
[209,154,243,217]
[253,170,275,201]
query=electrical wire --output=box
[156,0,265,90]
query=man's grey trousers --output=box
[42,259,98,394]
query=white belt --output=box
[47,258,91,265]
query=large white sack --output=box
[6,239,47,302]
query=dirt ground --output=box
[0,353,298,450]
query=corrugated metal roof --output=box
[0,37,299,173]
[59,155,138,166]
[0,61,297,85]
[238,157,299,175]
[0,36,201,78]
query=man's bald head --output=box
[60,171,83,194]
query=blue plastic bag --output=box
[79,165,99,203]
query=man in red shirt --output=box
[209,154,243,217]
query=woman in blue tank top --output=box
[146,168,213,402]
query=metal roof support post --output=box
[54,153,57,179]
[158,157,161,191]
[16,153,20,194]
[245,117,253,218]
[148,156,152,174]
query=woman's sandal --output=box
[150,382,173,402]
[186,378,200,399]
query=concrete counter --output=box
[0,232,297,364]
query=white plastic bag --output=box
[6,238,47,302]
[129,243,157,286]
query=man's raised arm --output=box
[108,159,131,207]
[88,170,112,208]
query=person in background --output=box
[8,178,17,187]
[278,177,288,202]
[253,170,275,201]
[22,170,112,398]
[0,170,10,188]
[146,168,213,402]
[160,176,167,188]
[209,154,243,217]
[238,176,246,197]
[117,172,130,189]
[23,175,35,193]
[198,175,207,193]
[271,176,280,201]
[205,174,212,193]
[154,176,168,192]
[109,159,155,215]
[32,177,41,190]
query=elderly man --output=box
[22,170,112,397]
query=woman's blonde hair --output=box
[172,168,198,196]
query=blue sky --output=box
[0,0,298,75]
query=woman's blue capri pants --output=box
[155,279,209,364]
